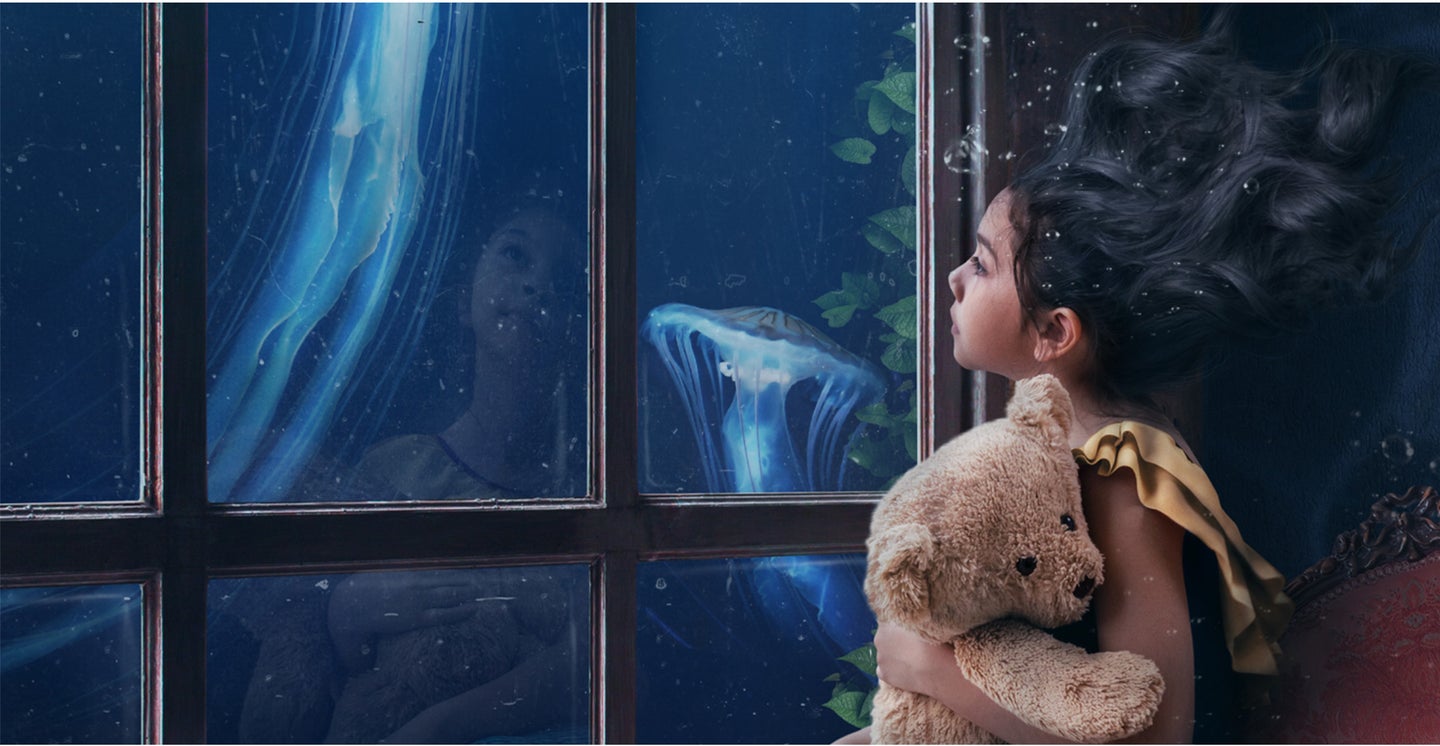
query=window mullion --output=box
[595,3,639,743]
[157,2,208,742]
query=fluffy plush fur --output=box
[865,374,1165,743]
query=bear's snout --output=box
[1073,576,1096,599]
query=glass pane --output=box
[637,554,874,743]
[207,565,591,743]
[0,584,145,743]
[0,4,144,504]
[637,4,919,495]
[206,4,589,503]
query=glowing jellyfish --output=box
[643,303,885,493]
[206,4,473,502]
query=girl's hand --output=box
[873,622,956,698]
[328,571,479,672]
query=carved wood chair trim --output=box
[1284,485,1440,611]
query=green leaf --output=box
[903,428,919,462]
[855,402,895,427]
[822,304,858,328]
[868,206,917,252]
[860,687,877,720]
[900,143,917,197]
[824,673,842,683]
[813,289,849,311]
[839,644,879,676]
[862,223,905,255]
[903,398,920,424]
[854,80,879,103]
[823,690,870,729]
[893,22,916,45]
[840,272,882,309]
[867,91,895,135]
[847,436,886,474]
[892,109,916,136]
[881,339,916,374]
[874,72,917,115]
[831,138,876,165]
[875,296,917,339]
[878,332,904,345]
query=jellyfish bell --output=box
[642,303,885,493]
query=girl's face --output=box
[468,208,576,356]
[947,189,1040,377]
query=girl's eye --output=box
[969,255,987,276]
[501,244,528,265]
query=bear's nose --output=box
[1073,577,1096,599]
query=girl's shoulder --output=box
[1073,417,1200,477]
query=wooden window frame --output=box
[0,4,1018,743]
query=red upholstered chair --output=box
[1253,486,1440,743]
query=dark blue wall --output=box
[1203,4,1440,578]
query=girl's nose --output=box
[948,264,965,299]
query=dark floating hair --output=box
[1006,10,1439,407]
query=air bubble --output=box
[1381,434,1414,465]
[1243,178,1260,195]
[655,578,668,590]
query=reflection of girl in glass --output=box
[237,199,589,744]
[351,198,587,500]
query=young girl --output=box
[839,13,1433,744]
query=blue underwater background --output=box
[4,3,901,743]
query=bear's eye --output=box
[1016,556,1038,576]
[1061,514,1076,531]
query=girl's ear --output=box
[1031,306,1083,363]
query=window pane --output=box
[637,554,874,743]
[637,4,919,495]
[0,4,144,504]
[206,4,589,503]
[0,584,145,743]
[207,564,591,744]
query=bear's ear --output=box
[1006,374,1074,445]
[867,523,935,622]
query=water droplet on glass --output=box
[1043,229,1061,241]
[1380,434,1414,465]
[655,577,668,590]
[1040,282,1053,291]
[1194,289,1204,296]
[1243,178,1260,195]
[1087,20,1100,29]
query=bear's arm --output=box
[1080,463,1195,743]
[952,619,1164,743]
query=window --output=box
[3,4,1019,743]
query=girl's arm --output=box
[1080,465,1194,744]
[874,465,1195,744]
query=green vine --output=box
[822,641,879,728]
[818,21,915,730]
[818,20,918,491]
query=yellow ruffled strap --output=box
[1075,422,1293,678]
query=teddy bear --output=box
[865,374,1165,743]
